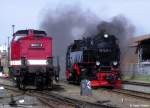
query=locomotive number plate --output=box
[31,43,42,47]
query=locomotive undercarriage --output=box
[67,63,121,88]
[11,66,54,90]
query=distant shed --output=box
[125,34,150,75]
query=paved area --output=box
[51,82,150,108]
[0,78,150,108]
[0,78,49,108]
[0,90,50,108]
[123,84,150,93]
[125,80,150,84]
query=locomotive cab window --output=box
[13,30,28,41]
[13,35,26,41]
[33,30,47,36]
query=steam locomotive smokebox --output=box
[80,79,92,96]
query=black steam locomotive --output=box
[66,31,121,88]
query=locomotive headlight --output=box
[81,68,86,71]
[113,61,118,66]
[104,34,109,38]
[69,73,72,76]
[96,61,100,66]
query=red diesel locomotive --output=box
[9,29,59,89]
[66,32,121,88]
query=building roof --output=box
[124,34,150,64]
[134,34,150,42]
[129,34,150,47]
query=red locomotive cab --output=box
[9,29,58,90]
[10,30,52,66]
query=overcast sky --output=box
[0,0,150,46]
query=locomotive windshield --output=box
[33,30,47,36]
[14,30,47,37]
[13,35,26,41]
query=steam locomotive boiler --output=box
[66,32,121,88]
[9,29,59,90]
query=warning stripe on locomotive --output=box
[10,60,47,65]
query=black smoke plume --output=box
[40,6,135,79]
[97,15,135,54]
[40,6,98,79]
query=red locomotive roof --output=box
[14,29,47,37]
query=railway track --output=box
[27,90,116,108]
[0,82,25,98]
[123,80,150,86]
[0,83,18,91]
[1,78,150,108]
[0,82,116,107]
[0,78,115,108]
[112,89,150,100]
[27,91,75,108]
